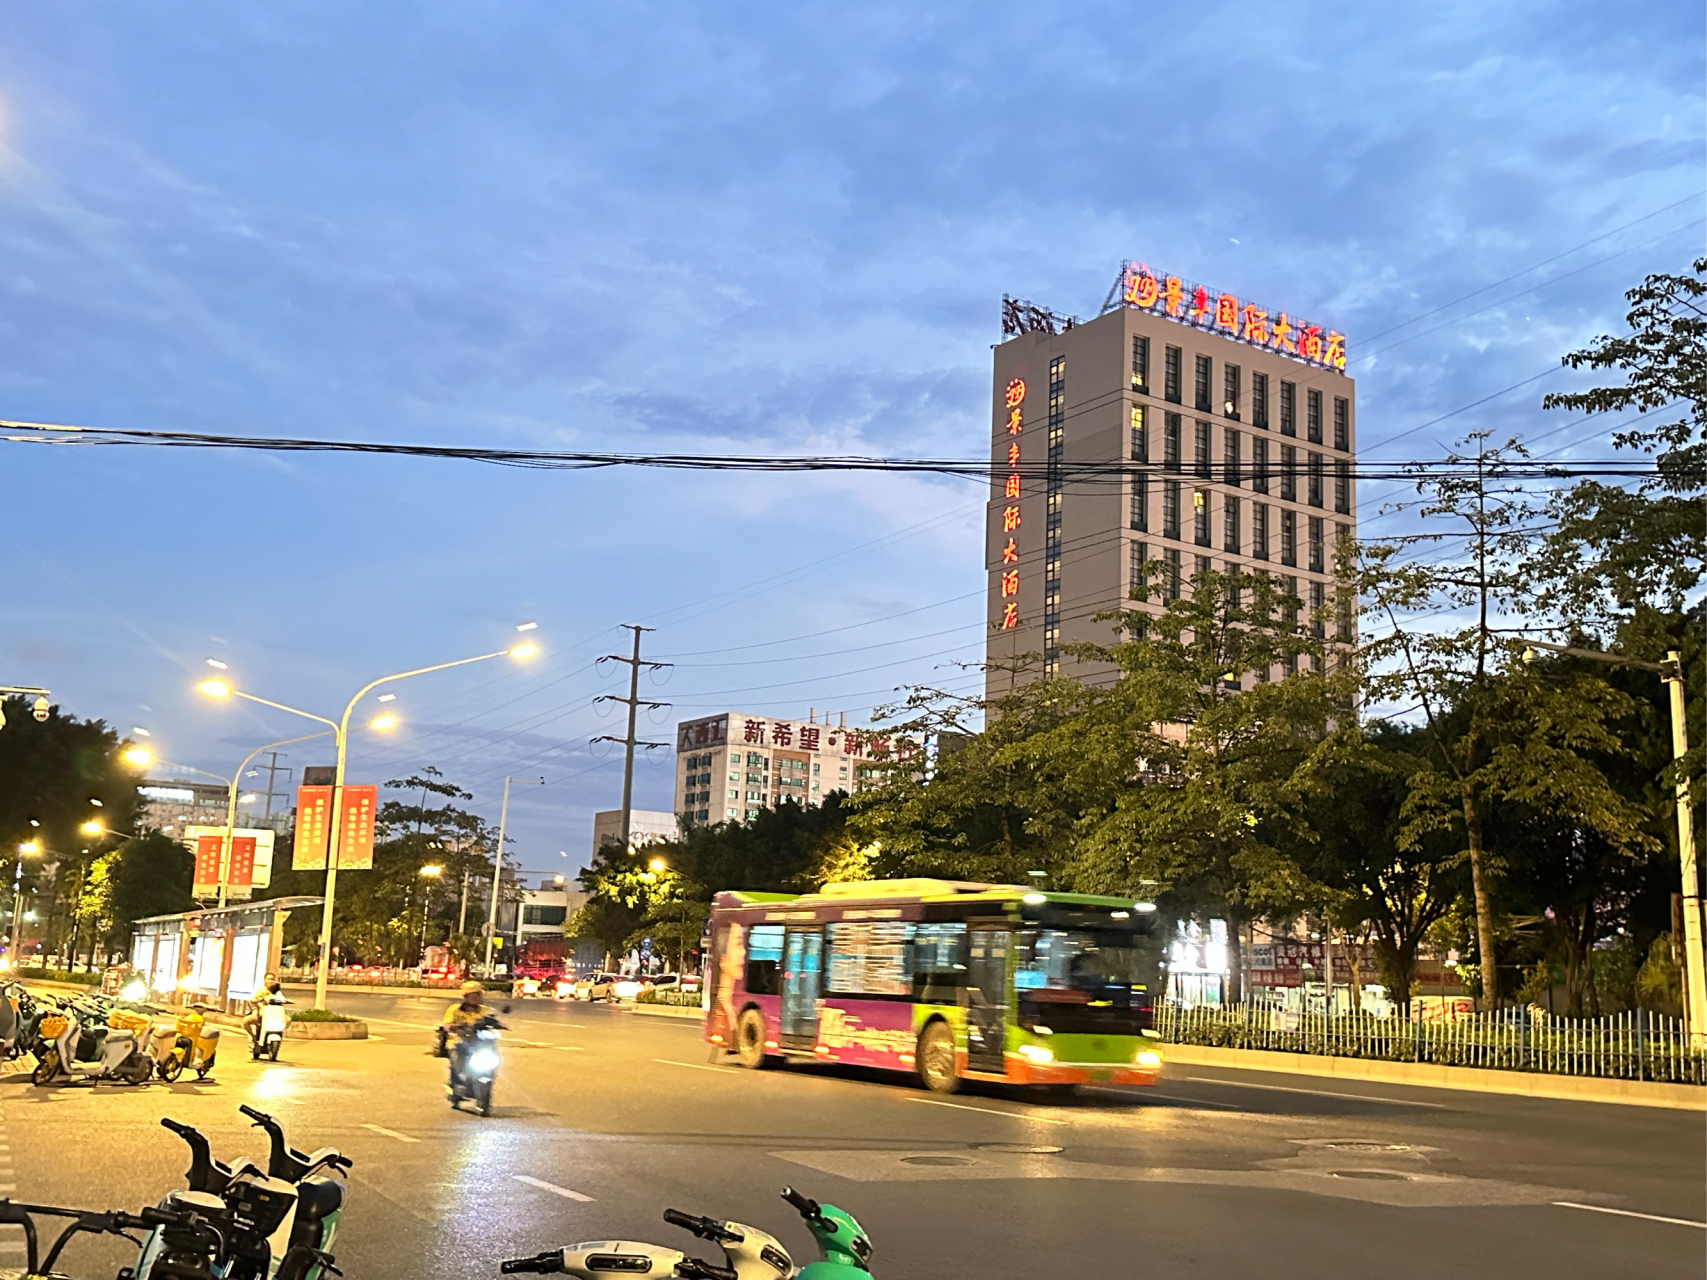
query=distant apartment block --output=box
[674,710,892,824]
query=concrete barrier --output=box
[285,1019,368,1040]
[1160,1042,1704,1110]
[631,1003,704,1021]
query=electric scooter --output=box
[151,1002,222,1080]
[251,992,291,1061]
[244,1103,353,1275]
[448,1012,506,1116]
[780,1187,873,1278]
[31,1001,154,1085]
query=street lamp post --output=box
[484,775,544,977]
[214,733,333,909]
[418,864,443,958]
[9,841,41,964]
[198,637,539,1009]
[1523,641,1704,1045]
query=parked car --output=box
[572,973,621,1002]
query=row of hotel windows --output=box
[1127,542,1355,648]
[1131,335,1350,449]
[1131,484,1349,571]
[1131,408,1351,512]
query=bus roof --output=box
[712,878,1150,911]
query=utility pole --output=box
[251,751,294,823]
[483,775,543,977]
[593,625,672,853]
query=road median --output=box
[1162,1042,1705,1110]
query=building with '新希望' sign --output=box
[674,711,901,825]
[988,263,1357,694]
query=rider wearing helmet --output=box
[441,980,490,1093]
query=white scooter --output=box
[31,1004,154,1086]
[501,1207,795,1280]
[252,993,291,1061]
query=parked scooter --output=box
[251,991,291,1061]
[151,1003,222,1081]
[496,1188,875,1279]
[0,980,35,1059]
[31,1000,154,1085]
[447,1012,506,1116]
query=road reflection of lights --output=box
[249,1067,308,1100]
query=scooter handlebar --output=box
[780,1186,822,1222]
[674,1259,737,1280]
[662,1209,736,1242]
[498,1250,564,1274]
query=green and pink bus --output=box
[704,878,1165,1094]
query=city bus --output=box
[703,878,1165,1094]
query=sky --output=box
[2,2,1702,879]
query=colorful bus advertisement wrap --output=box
[704,878,1165,1094]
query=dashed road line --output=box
[514,1174,594,1202]
[907,1098,1068,1125]
[1554,1201,1706,1229]
[359,1124,421,1143]
[1181,1077,1447,1108]
[552,1045,585,1052]
[653,1058,732,1073]
[1138,1091,1241,1110]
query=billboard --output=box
[185,826,276,900]
[292,783,378,870]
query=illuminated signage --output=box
[1117,262,1346,371]
[998,379,1025,631]
[139,786,196,802]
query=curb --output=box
[630,1004,705,1021]
[1161,1042,1705,1110]
[285,1020,369,1040]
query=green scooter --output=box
[780,1187,873,1277]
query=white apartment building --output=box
[674,711,893,825]
[591,808,678,855]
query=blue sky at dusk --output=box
[2,3,1702,875]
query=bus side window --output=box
[745,924,785,996]
[911,922,968,1003]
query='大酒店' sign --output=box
[1118,262,1346,372]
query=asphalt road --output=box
[2,988,1701,1279]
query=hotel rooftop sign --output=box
[1101,260,1347,372]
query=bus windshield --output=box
[1014,929,1156,997]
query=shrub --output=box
[290,1008,357,1023]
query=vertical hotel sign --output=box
[997,378,1024,632]
[292,784,378,871]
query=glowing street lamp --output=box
[122,746,153,768]
[8,840,42,961]
[197,635,542,1009]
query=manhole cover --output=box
[1323,1142,1411,1152]
[902,1155,977,1167]
[1330,1170,1409,1181]
[974,1143,1063,1155]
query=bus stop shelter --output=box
[129,897,323,1014]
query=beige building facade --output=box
[675,711,890,825]
[987,266,1357,693]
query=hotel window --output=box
[1164,346,1182,403]
[1336,587,1355,644]
[1164,412,1182,471]
[1333,396,1349,452]
[1130,405,1148,461]
[1223,364,1241,420]
[1163,480,1181,539]
[1308,516,1324,572]
[1194,420,1212,478]
[1334,460,1350,514]
[1132,335,1150,393]
[1280,509,1297,567]
[1194,355,1213,412]
[1307,389,1323,444]
[1308,452,1324,508]
[1252,372,1270,429]
[1163,549,1182,603]
[1223,428,1241,487]
[1280,445,1297,502]
[1279,381,1297,437]
[1251,436,1269,494]
[1130,478,1148,532]
[1223,494,1240,554]
[1252,503,1269,561]
[1130,541,1148,595]
[1193,489,1211,547]
[1310,580,1326,640]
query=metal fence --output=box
[1156,1000,1706,1086]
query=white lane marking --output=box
[359,1124,420,1143]
[1553,1201,1706,1229]
[514,1175,594,1202]
[0,1185,16,1193]
[1181,1077,1447,1108]
[368,1035,387,1041]
[907,1098,1068,1125]
[1140,1091,1241,1110]
[552,1046,585,1052]
[653,1058,731,1073]
[0,1241,23,1254]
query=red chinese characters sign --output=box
[1119,262,1346,372]
[291,784,377,871]
[997,378,1024,632]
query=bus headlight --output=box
[1016,1044,1054,1064]
[1134,1050,1162,1068]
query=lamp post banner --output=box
[293,785,333,868]
[292,784,377,870]
[335,784,378,870]
[186,826,275,898]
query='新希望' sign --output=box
[1117,261,1346,371]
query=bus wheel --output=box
[734,1009,770,1070]
[917,1022,959,1094]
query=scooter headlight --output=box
[467,1049,501,1074]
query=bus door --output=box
[966,927,1008,1073]
[779,927,823,1047]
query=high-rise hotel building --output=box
[986,264,1356,693]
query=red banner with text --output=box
[292,784,377,870]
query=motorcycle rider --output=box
[244,974,283,1050]
[441,980,492,1096]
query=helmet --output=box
[460,980,484,995]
